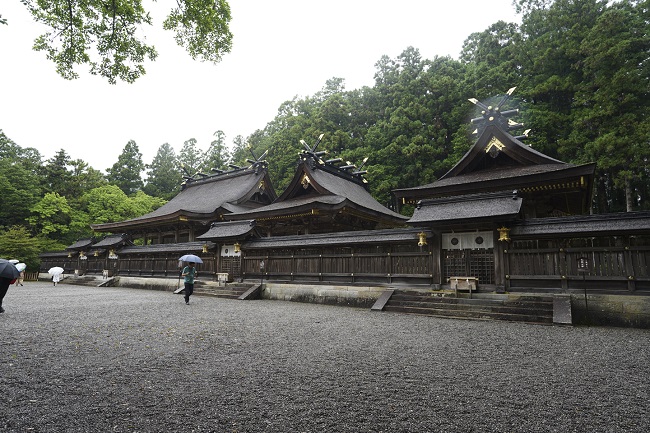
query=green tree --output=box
[40,149,74,197]
[200,130,231,173]
[82,185,136,224]
[130,191,166,216]
[143,143,181,200]
[18,0,233,84]
[0,225,45,271]
[178,138,203,177]
[67,159,108,206]
[0,154,43,228]
[576,0,650,211]
[106,140,145,195]
[81,185,163,225]
[27,192,73,239]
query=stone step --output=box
[383,304,553,324]
[382,290,554,324]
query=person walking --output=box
[181,262,197,305]
[0,276,12,313]
[17,270,25,286]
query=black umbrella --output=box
[0,259,20,279]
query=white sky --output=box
[0,0,520,173]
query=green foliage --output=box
[178,138,203,176]
[200,130,232,173]
[129,191,167,217]
[27,192,73,238]
[81,185,163,225]
[163,0,233,64]
[0,225,48,271]
[0,156,43,228]
[143,143,182,200]
[106,140,145,195]
[22,0,232,84]
[40,149,74,197]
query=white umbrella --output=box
[178,254,203,264]
[9,259,20,264]
[15,263,26,272]
[48,267,64,275]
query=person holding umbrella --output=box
[181,261,197,305]
[178,254,202,305]
[0,259,20,313]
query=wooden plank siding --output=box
[242,244,434,286]
[39,235,649,295]
[505,244,650,293]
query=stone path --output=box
[1,282,648,432]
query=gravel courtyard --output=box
[1,282,648,433]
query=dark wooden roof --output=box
[118,241,216,255]
[510,211,650,237]
[92,233,133,248]
[66,238,96,251]
[408,191,523,226]
[393,124,595,204]
[91,166,276,232]
[39,251,71,258]
[196,220,257,241]
[225,157,408,228]
[243,228,431,249]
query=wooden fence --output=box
[505,245,650,293]
[38,235,649,294]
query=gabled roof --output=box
[441,124,563,179]
[225,157,408,227]
[91,166,276,232]
[393,123,595,202]
[197,220,257,241]
[66,238,96,251]
[92,233,132,248]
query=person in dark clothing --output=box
[0,276,13,313]
[181,262,197,305]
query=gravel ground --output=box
[1,282,648,433]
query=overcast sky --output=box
[0,1,520,173]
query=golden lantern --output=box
[417,232,428,247]
[498,227,511,242]
[234,242,241,253]
[202,244,209,253]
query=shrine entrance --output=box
[219,244,242,281]
[442,232,495,286]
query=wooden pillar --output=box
[430,232,441,288]
[494,229,506,293]
[624,237,636,292]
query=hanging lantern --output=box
[202,244,209,253]
[234,242,241,253]
[498,227,511,242]
[417,232,427,247]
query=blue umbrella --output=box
[0,259,20,279]
[178,254,203,264]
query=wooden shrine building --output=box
[41,88,649,302]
